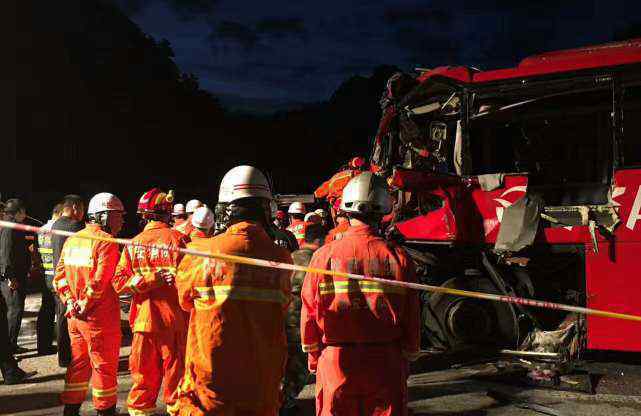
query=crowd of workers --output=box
[0,159,420,416]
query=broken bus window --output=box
[468,87,613,206]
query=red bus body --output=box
[377,39,641,353]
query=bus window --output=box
[469,87,612,206]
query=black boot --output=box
[1,361,36,385]
[63,404,81,416]
[96,406,117,416]
[279,405,301,416]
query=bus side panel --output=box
[586,169,641,352]
[586,242,641,351]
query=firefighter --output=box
[301,172,421,416]
[171,203,187,228]
[189,206,215,240]
[287,202,307,246]
[113,188,188,416]
[186,199,204,216]
[174,165,292,416]
[314,208,331,231]
[273,202,288,231]
[175,199,204,236]
[270,201,299,252]
[304,212,321,225]
[275,210,288,229]
[313,157,367,207]
[52,194,86,368]
[53,193,125,416]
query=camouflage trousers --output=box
[282,344,310,409]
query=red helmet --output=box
[276,210,287,220]
[137,188,174,215]
[348,156,366,170]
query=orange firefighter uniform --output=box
[113,221,188,416]
[301,225,420,416]
[173,221,292,416]
[173,217,186,229]
[324,220,350,244]
[174,215,194,237]
[314,169,362,203]
[287,219,308,246]
[52,224,122,411]
[188,228,208,241]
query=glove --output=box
[307,351,320,374]
[156,270,175,286]
[8,278,20,291]
[75,299,88,319]
[64,300,80,318]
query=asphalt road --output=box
[1,295,639,416]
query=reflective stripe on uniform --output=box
[92,385,118,398]
[288,224,305,240]
[38,248,53,254]
[86,286,103,299]
[166,401,180,416]
[194,286,288,305]
[328,171,353,189]
[302,342,320,352]
[319,280,406,295]
[129,275,144,294]
[127,407,157,416]
[134,266,177,274]
[63,381,89,392]
[64,240,94,268]
[54,278,69,290]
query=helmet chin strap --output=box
[214,199,270,235]
[100,212,114,235]
[88,212,113,234]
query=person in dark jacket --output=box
[0,199,31,354]
[281,222,324,415]
[35,203,63,355]
[51,195,85,367]
[1,290,34,384]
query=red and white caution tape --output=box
[2,220,640,323]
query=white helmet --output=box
[288,202,305,214]
[304,212,320,223]
[172,203,186,216]
[218,165,272,203]
[87,193,124,215]
[186,199,204,214]
[314,208,328,218]
[191,206,215,230]
[340,172,392,215]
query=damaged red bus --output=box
[370,39,641,359]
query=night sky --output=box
[115,0,641,109]
[8,0,641,225]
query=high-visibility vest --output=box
[38,226,55,280]
[287,220,307,245]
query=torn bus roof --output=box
[417,39,641,86]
